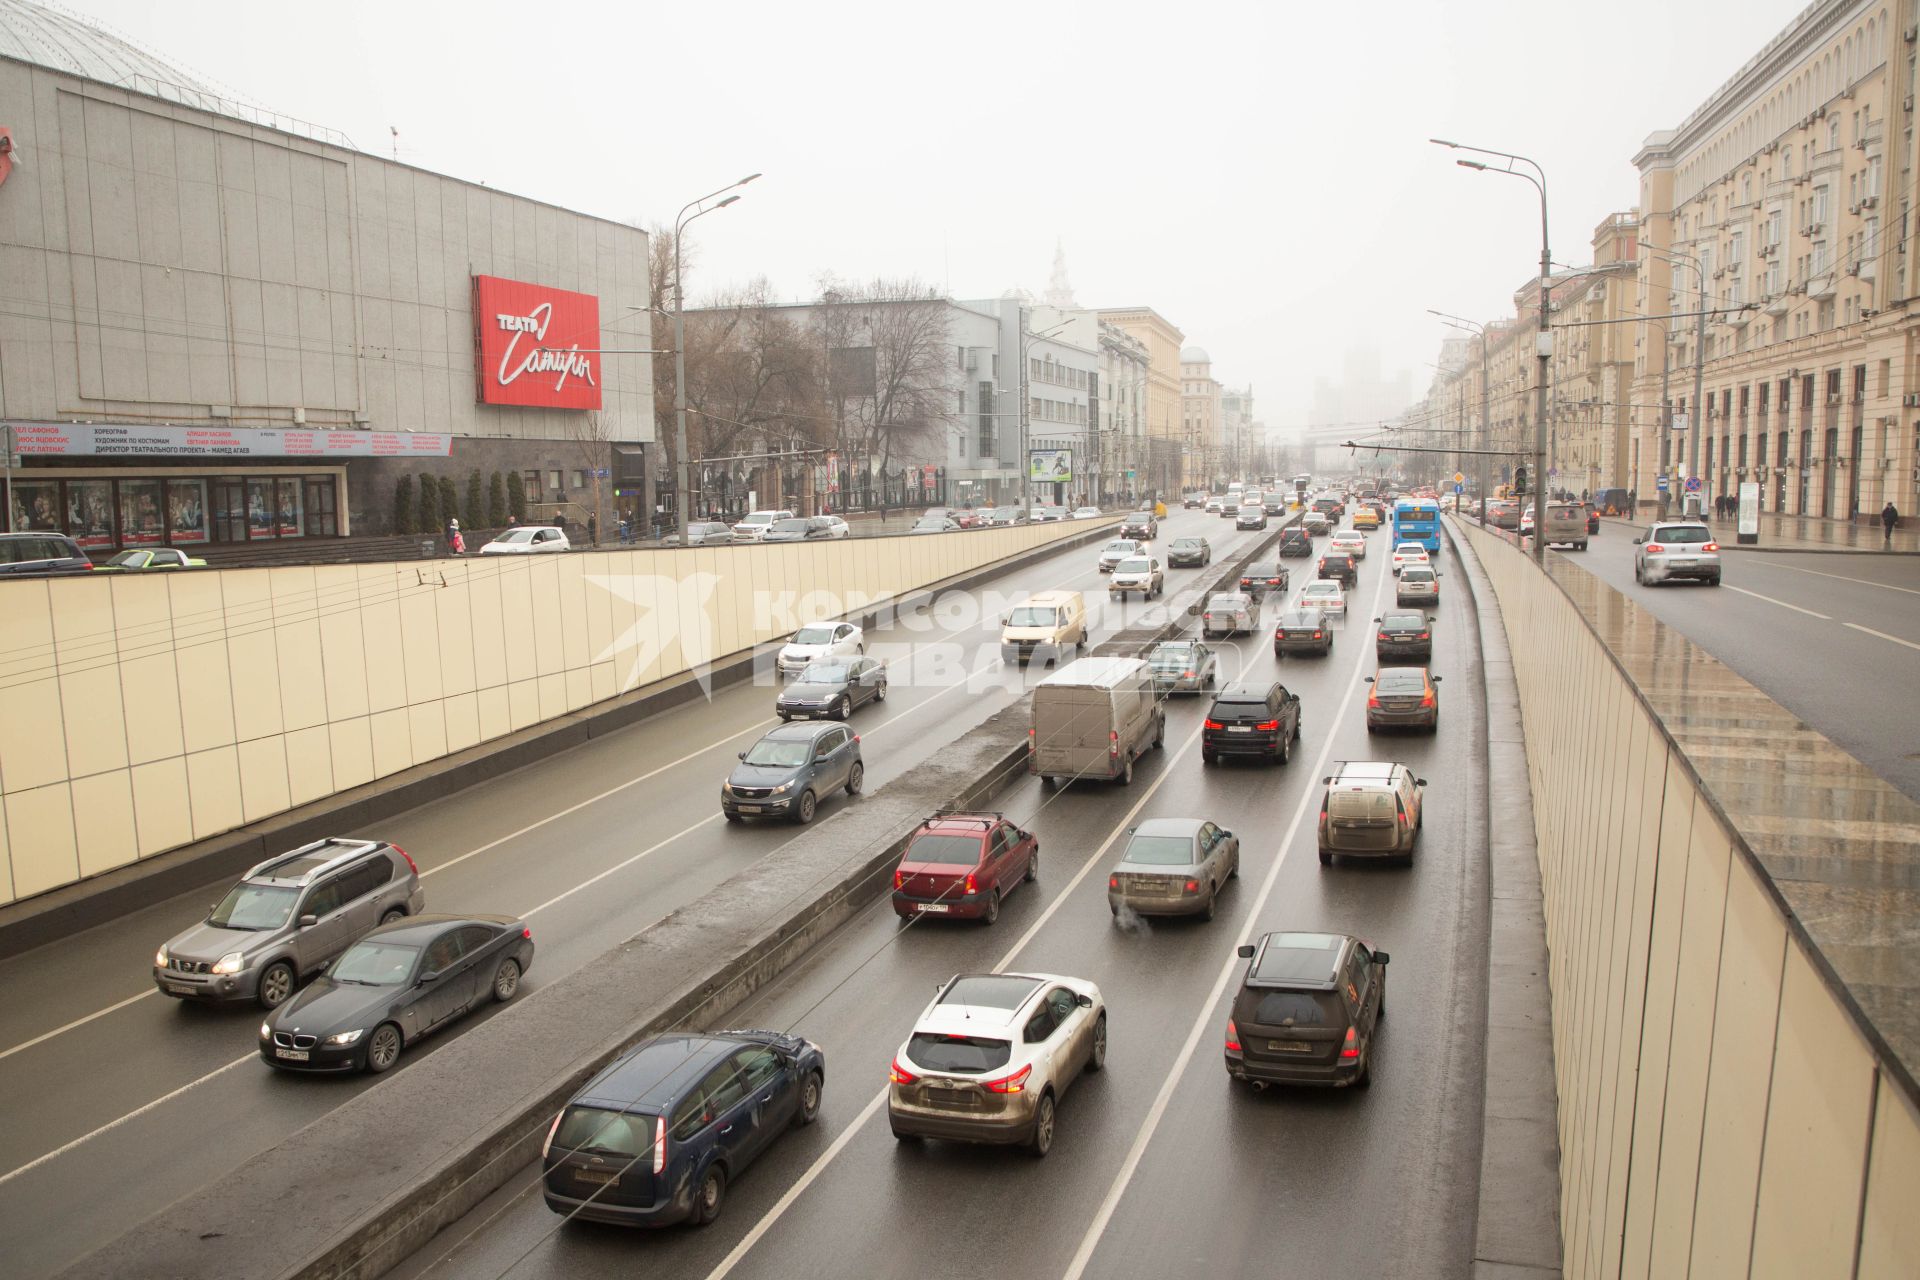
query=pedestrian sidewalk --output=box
[1603,507,1919,554]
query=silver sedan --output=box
[1146,640,1219,694]
[1107,817,1241,921]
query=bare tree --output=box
[810,276,953,503]
[566,410,612,540]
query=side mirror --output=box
[737,751,747,760]
[418,969,440,984]
[1432,676,1443,683]
[1373,951,1391,966]
[1076,993,1094,1008]
[1633,537,1644,545]
[1236,944,1256,959]
[1415,778,1428,787]
[298,914,318,929]
[1363,675,1375,684]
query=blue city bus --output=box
[1392,498,1441,553]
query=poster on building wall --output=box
[1028,448,1072,482]
[472,275,603,411]
[921,464,936,491]
[7,422,453,458]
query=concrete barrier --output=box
[1453,518,1920,1278]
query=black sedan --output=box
[1375,611,1433,662]
[1272,608,1334,657]
[1238,562,1290,597]
[260,914,534,1074]
[1166,536,1212,567]
[777,656,887,720]
[1316,553,1358,588]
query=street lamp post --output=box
[672,173,760,541]
[1435,139,1551,564]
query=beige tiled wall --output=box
[0,523,1086,903]
[1458,522,1917,1279]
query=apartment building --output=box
[1181,347,1224,490]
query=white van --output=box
[1030,656,1165,787]
[1000,590,1088,665]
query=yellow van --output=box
[1000,590,1088,665]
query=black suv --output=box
[1225,931,1388,1089]
[1201,682,1302,766]
[1277,528,1313,559]
[1375,611,1432,662]
[1121,512,1158,540]
[1316,553,1358,588]
[1237,561,1290,597]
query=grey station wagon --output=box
[722,722,864,824]
[154,838,424,1009]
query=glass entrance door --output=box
[212,479,248,542]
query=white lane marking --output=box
[1722,585,1831,619]
[702,715,1215,1280]
[0,989,155,1063]
[1059,550,1390,1280]
[0,1053,253,1188]
[1753,560,1920,596]
[1843,622,1920,651]
[522,816,723,918]
[705,532,1374,1280]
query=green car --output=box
[96,548,207,571]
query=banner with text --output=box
[7,422,453,458]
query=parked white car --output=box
[1071,506,1103,520]
[733,509,795,542]
[777,621,866,677]
[1294,579,1347,615]
[479,526,571,555]
[1390,543,1430,576]
[817,514,851,538]
[887,972,1106,1155]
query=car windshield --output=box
[1116,558,1151,574]
[1302,584,1339,597]
[552,1105,655,1158]
[914,517,948,528]
[1401,570,1433,583]
[1382,612,1425,629]
[1007,606,1057,626]
[743,739,812,767]
[792,626,836,645]
[208,883,298,930]
[1149,646,1195,667]
[907,1032,1012,1073]
[1105,541,1136,553]
[740,514,776,526]
[1277,611,1320,627]
[1396,545,1424,556]
[771,519,810,532]
[1171,539,1201,549]
[495,529,537,544]
[1235,988,1344,1027]
[330,939,421,986]
[906,833,985,865]
[1377,671,1427,693]
[105,551,145,567]
[798,664,849,684]
[1207,595,1248,610]
[1123,835,1196,865]
[1655,526,1712,544]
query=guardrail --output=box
[1452,517,1919,1278]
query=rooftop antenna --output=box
[389,126,400,161]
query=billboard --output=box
[9,421,452,458]
[1028,448,1073,483]
[472,275,603,410]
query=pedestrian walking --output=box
[445,517,460,553]
[1884,501,1901,549]
[449,521,466,555]
[587,511,598,544]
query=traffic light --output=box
[1514,465,1528,495]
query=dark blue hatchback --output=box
[542,1030,826,1228]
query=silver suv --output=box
[1633,521,1721,586]
[1317,761,1426,867]
[154,838,424,1008]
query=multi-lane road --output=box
[1,508,1351,1280]
[1572,523,1920,802]
[385,531,1491,1280]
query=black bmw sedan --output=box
[260,914,534,1074]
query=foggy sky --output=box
[64,0,1812,435]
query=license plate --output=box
[164,982,195,995]
[1229,725,1252,733]
[275,1048,309,1061]
[1270,1040,1311,1053]
[927,1087,972,1106]
[575,1169,619,1186]
[1670,557,1695,565]
[738,805,764,814]
[915,903,950,914]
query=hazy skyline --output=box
[61,0,1812,433]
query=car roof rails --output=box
[246,837,382,884]
[928,809,1004,828]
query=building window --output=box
[547,470,563,493]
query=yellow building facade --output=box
[1098,307,1187,496]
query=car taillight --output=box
[1417,631,1429,640]
[1645,542,1665,554]
[964,871,978,895]
[1203,613,1212,620]
[1367,694,1380,708]
[1255,719,1279,731]
[1184,879,1200,893]
[392,844,417,875]
[1110,729,1120,758]
[522,926,533,940]
[1703,542,1719,552]
[1312,631,1323,640]
[1182,669,1195,678]
[890,1057,918,1085]
[1027,727,1034,755]
[1268,577,1281,585]
[1204,719,1224,730]
[652,1113,667,1174]
[893,868,905,890]
[1396,798,1409,827]
[987,1064,1033,1094]
[1109,875,1119,889]
[1421,690,1437,707]
[542,1110,563,1159]
[1341,1026,1360,1059]
[1225,1019,1243,1053]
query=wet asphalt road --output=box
[1569,525,1920,801]
[388,529,1491,1280]
[0,510,1293,1280]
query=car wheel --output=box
[1087,1013,1108,1073]
[795,1069,823,1127]
[492,957,521,1002]
[1024,849,1039,883]
[795,790,817,824]
[1634,563,1644,585]
[855,644,866,656]
[693,1164,726,1226]
[1356,1050,1373,1088]
[778,712,791,722]
[1293,718,1301,742]
[982,890,1001,926]
[1153,716,1165,748]
[1201,750,1215,765]
[1276,732,1291,765]
[1201,886,1217,921]
[1318,847,1333,867]
[875,680,887,701]
[365,1022,403,1074]
[256,960,295,1010]
[834,697,851,720]
[847,761,865,796]
[1039,774,1056,791]
[724,811,742,823]
[1230,846,1242,878]
[380,907,407,925]
[1028,1093,1056,1158]
[890,1119,923,1142]
[1709,575,1722,586]
[1119,755,1134,785]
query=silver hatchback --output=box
[154,838,424,1009]
[1633,521,1721,586]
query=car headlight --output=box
[770,781,794,795]
[260,1020,272,1039]
[324,1029,364,1046]
[721,780,734,795]
[155,946,169,968]
[211,951,245,976]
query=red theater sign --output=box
[472,275,602,410]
